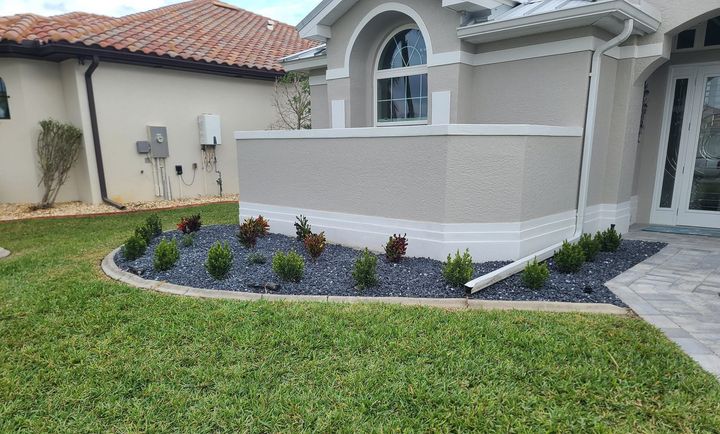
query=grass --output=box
[1,203,719,432]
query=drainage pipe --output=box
[84,56,126,210]
[467,19,635,293]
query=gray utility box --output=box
[136,140,151,154]
[147,126,169,158]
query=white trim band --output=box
[324,37,666,80]
[235,124,583,140]
[240,201,579,261]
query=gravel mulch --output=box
[0,194,238,221]
[472,241,666,306]
[115,225,666,306]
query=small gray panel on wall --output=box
[147,126,169,158]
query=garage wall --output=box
[90,62,277,203]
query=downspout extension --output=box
[84,56,126,210]
[466,19,635,293]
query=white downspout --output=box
[466,19,635,293]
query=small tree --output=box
[36,119,83,208]
[270,72,311,130]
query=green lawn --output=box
[1,203,719,432]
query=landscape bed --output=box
[115,224,666,306]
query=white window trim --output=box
[373,24,429,127]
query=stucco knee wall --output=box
[237,132,582,260]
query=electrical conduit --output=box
[466,19,635,293]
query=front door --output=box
[653,65,720,228]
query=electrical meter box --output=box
[147,126,169,158]
[198,114,221,146]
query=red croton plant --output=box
[177,214,202,234]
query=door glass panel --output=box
[689,76,720,211]
[660,78,689,208]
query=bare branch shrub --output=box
[270,72,311,130]
[35,119,83,209]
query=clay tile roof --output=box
[0,0,317,72]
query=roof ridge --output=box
[0,0,318,72]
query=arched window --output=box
[375,27,427,125]
[0,78,9,120]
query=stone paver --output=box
[608,228,720,378]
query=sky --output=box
[0,0,319,26]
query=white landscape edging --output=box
[101,247,630,315]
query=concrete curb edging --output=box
[101,247,630,315]
[0,247,9,260]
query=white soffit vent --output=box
[443,0,519,13]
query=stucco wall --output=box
[319,0,595,129]
[238,133,581,224]
[90,63,277,203]
[0,58,278,205]
[0,58,88,204]
[471,52,591,127]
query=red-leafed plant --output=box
[238,217,260,248]
[255,215,270,237]
[177,214,202,234]
[384,233,408,263]
[304,232,326,261]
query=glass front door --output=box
[654,65,720,229]
[678,68,720,227]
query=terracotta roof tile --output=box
[0,0,316,72]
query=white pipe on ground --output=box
[466,19,635,293]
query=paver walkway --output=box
[606,228,720,378]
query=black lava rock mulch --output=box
[473,240,666,306]
[114,225,666,306]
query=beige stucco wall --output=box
[238,134,581,224]
[90,62,276,203]
[319,0,596,129]
[0,58,91,204]
[471,52,591,127]
[0,57,278,205]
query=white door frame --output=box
[650,62,720,228]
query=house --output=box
[0,0,315,206]
[235,0,720,274]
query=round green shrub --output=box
[578,233,601,262]
[134,224,154,244]
[145,214,162,238]
[599,224,623,252]
[247,252,267,265]
[352,248,378,289]
[181,233,195,248]
[554,240,585,273]
[272,250,304,282]
[154,239,179,271]
[442,249,474,287]
[122,234,147,261]
[522,258,550,289]
[205,241,233,280]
